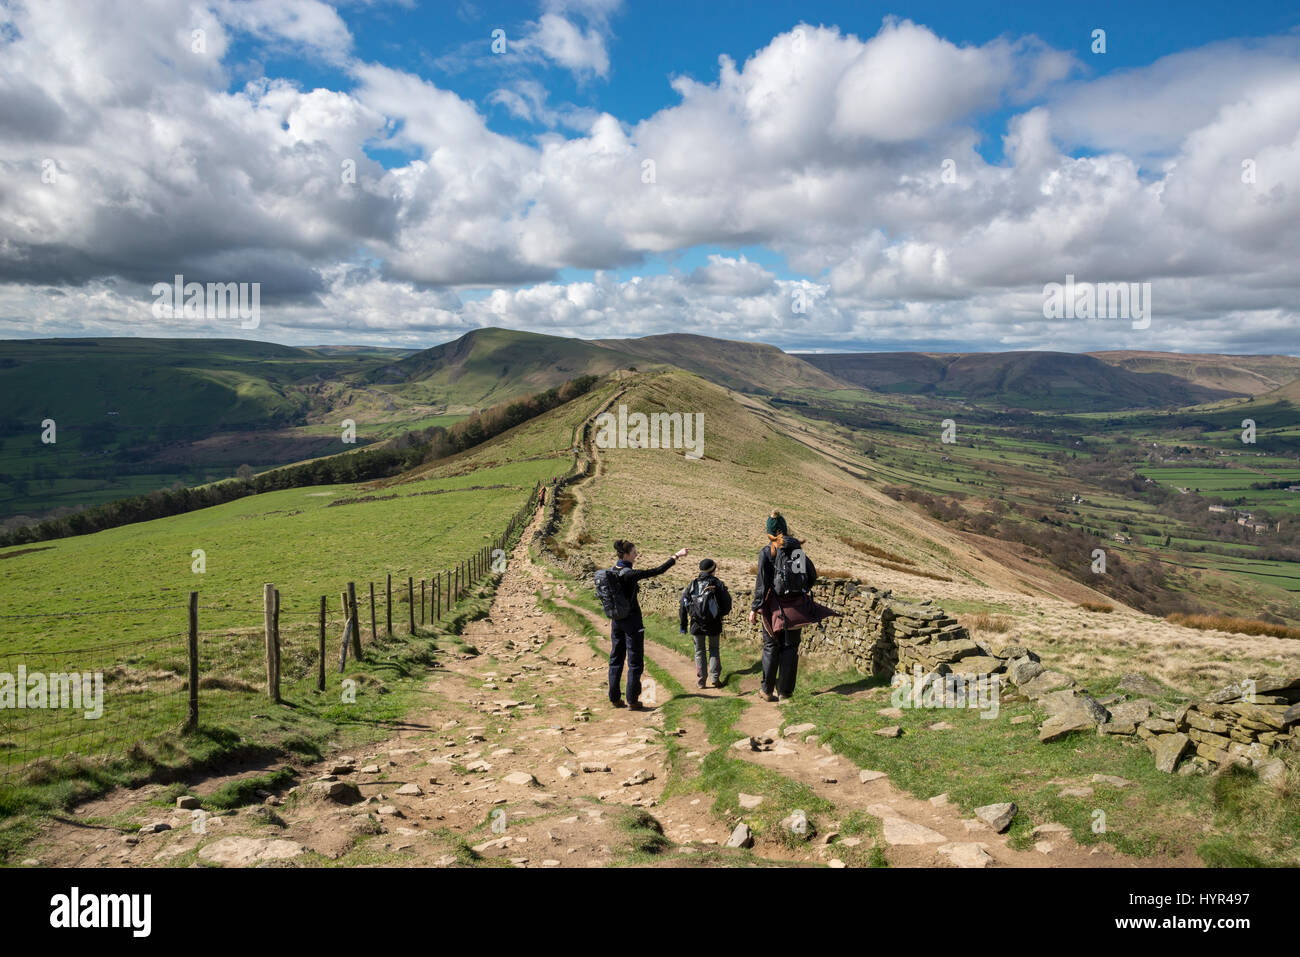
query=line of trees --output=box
[0,374,600,549]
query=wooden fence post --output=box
[370,582,377,645]
[420,579,426,624]
[408,576,415,633]
[317,595,326,692]
[339,591,351,672]
[263,583,279,702]
[386,573,393,637]
[434,575,440,620]
[273,588,282,699]
[446,570,451,610]
[348,581,361,660]
[186,591,199,730]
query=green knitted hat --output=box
[766,513,788,536]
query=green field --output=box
[0,371,604,792]
[1139,465,1300,493]
[0,458,562,654]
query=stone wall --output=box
[578,562,1300,779]
[736,580,1020,682]
[1137,679,1300,776]
[631,577,1018,681]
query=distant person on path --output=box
[679,559,733,689]
[595,539,688,710]
[750,510,818,702]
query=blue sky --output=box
[338,1,1299,162]
[1,0,1298,353]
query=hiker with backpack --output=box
[749,510,834,702]
[594,539,689,710]
[679,559,733,689]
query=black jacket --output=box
[751,537,817,611]
[613,556,676,624]
[679,573,733,636]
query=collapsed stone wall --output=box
[644,577,1014,681]
[1140,679,1299,774]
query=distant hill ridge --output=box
[795,349,1241,411]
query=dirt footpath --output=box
[23,509,1189,869]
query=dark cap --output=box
[698,558,716,573]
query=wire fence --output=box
[0,482,542,786]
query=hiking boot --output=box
[697,678,706,689]
[758,688,776,702]
[610,698,627,709]
[710,678,723,689]
[628,700,644,711]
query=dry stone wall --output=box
[574,562,1300,779]
[1141,680,1300,775]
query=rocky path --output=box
[25,510,799,868]
[546,587,1152,869]
[24,504,1182,869]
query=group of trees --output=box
[882,484,1194,617]
[0,374,600,549]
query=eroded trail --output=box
[546,587,1166,869]
[26,504,1188,868]
[29,509,798,868]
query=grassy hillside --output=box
[0,374,609,797]
[594,333,847,394]
[0,334,565,520]
[0,338,417,519]
[0,372,614,644]
[557,370,1300,694]
[796,350,1238,410]
[765,382,1300,625]
[1091,350,1300,395]
[361,327,633,407]
[552,369,1109,607]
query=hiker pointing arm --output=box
[598,539,687,711]
[620,547,688,585]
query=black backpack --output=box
[594,567,632,621]
[687,578,729,631]
[772,539,810,597]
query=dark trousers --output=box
[761,626,801,698]
[692,631,721,683]
[609,618,645,703]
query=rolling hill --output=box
[360,327,633,407]
[1090,350,1300,396]
[592,333,848,394]
[795,350,1238,410]
[366,328,849,404]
